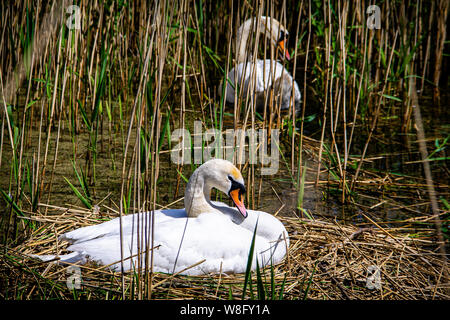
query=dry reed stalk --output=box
[338,0,349,203]
[315,0,332,187]
[16,0,40,205]
[39,21,65,213]
[420,1,434,93]
[408,76,448,293]
[147,0,172,298]
[432,0,449,103]
[347,23,368,157]
[289,1,302,178]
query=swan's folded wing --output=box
[60,209,186,244]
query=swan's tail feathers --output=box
[29,251,87,265]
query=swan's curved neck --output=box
[236,17,271,63]
[184,168,221,217]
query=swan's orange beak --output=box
[229,188,248,218]
[278,40,290,61]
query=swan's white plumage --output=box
[223,17,301,111]
[34,160,289,276]
[50,203,288,275]
[225,60,301,110]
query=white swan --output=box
[34,159,289,276]
[223,16,301,112]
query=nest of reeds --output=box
[1,202,448,300]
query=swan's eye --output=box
[278,31,289,43]
[228,175,246,196]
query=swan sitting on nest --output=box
[33,159,289,276]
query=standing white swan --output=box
[34,159,289,275]
[223,16,301,112]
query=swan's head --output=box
[236,16,292,63]
[259,16,291,61]
[203,159,247,218]
[185,159,247,218]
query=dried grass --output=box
[1,202,448,300]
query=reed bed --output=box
[0,202,447,300]
[0,0,449,300]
